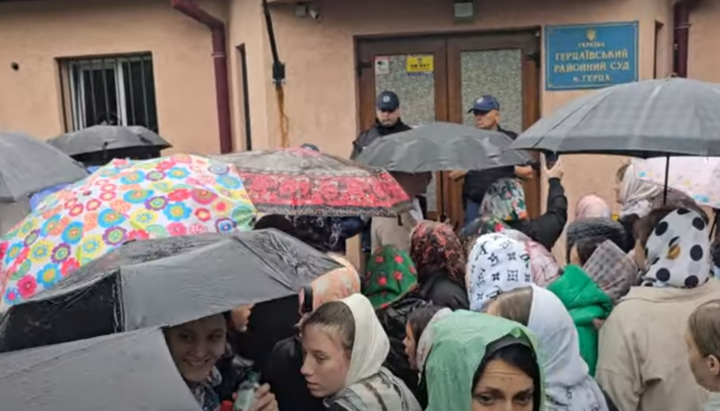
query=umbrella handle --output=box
[662,155,670,205]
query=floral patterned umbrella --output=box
[0,154,256,309]
[633,157,720,208]
[214,148,412,217]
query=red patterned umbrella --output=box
[214,148,412,217]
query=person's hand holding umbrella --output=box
[546,157,565,180]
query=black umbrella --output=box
[355,122,531,173]
[0,132,88,201]
[48,125,171,162]
[0,229,339,352]
[0,328,202,411]
[510,78,720,158]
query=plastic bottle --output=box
[232,372,260,411]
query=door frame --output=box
[357,38,449,220]
[356,30,541,223]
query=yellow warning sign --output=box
[406,55,434,75]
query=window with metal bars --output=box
[58,53,159,132]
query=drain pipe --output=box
[673,0,701,77]
[171,0,233,154]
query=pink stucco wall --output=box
[0,0,226,154]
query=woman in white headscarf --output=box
[300,293,421,411]
[486,285,614,411]
[466,232,533,311]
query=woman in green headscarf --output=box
[362,245,429,401]
[424,310,544,411]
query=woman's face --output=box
[472,358,535,411]
[404,323,418,371]
[301,324,351,398]
[230,304,254,332]
[685,328,720,391]
[165,314,227,383]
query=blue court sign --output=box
[545,22,638,91]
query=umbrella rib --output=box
[231,237,296,289]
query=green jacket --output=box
[547,264,613,376]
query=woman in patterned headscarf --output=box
[409,221,469,310]
[362,246,428,399]
[465,232,534,311]
[461,215,561,287]
[478,171,568,250]
[596,207,720,411]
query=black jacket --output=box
[417,270,469,311]
[463,126,520,203]
[263,335,326,411]
[350,119,412,160]
[376,296,429,400]
[508,177,568,251]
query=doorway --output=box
[357,31,541,229]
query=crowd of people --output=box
[156,89,720,411]
[167,150,720,411]
[5,90,720,411]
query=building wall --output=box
[689,0,720,82]
[0,0,225,154]
[230,0,676,259]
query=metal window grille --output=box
[59,53,159,132]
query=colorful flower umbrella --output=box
[0,154,256,309]
[214,148,412,217]
[633,157,720,208]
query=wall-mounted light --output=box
[454,0,474,21]
[295,2,320,20]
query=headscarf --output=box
[528,285,610,411]
[582,240,639,302]
[461,215,509,241]
[575,195,611,219]
[566,218,628,260]
[502,229,561,287]
[300,254,360,311]
[424,310,543,411]
[463,217,559,287]
[479,178,528,223]
[362,246,418,310]
[619,162,663,218]
[640,208,711,288]
[466,233,532,311]
[414,307,452,372]
[409,221,466,285]
[340,294,391,385]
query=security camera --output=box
[308,6,320,19]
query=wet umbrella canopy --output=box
[0,229,339,352]
[48,125,171,160]
[510,78,720,158]
[215,148,412,217]
[0,132,88,202]
[355,122,531,173]
[0,328,202,411]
